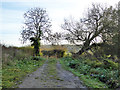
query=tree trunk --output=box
[76,41,105,56]
[76,39,91,55]
[34,39,40,56]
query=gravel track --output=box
[18,60,87,88]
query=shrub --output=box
[68,60,79,69]
[39,51,43,56]
[41,49,65,58]
[83,59,91,65]
[32,56,44,61]
[91,60,103,68]
[63,51,68,57]
[90,68,101,75]
[78,64,91,75]
[63,51,72,57]
[103,59,118,70]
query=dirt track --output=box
[18,60,87,88]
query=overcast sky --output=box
[0,0,119,47]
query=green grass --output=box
[0,63,2,89]
[59,57,108,88]
[2,56,46,88]
[0,69,2,89]
[80,75,107,88]
[69,69,108,88]
[46,58,59,79]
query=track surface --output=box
[18,60,86,88]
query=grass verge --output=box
[59,58,108,88]
[2,56,46,88]
[46,58,59,79]
[0,65,2,89]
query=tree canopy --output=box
[61,4,118,55]
[21,7,52,55]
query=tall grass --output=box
[2,45,33,66]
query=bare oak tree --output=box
[61,4,117,55]
[21,7,51,56]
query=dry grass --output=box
[40,45,67,51]
[2,44,33,65]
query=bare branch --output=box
[21,7,52,43]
